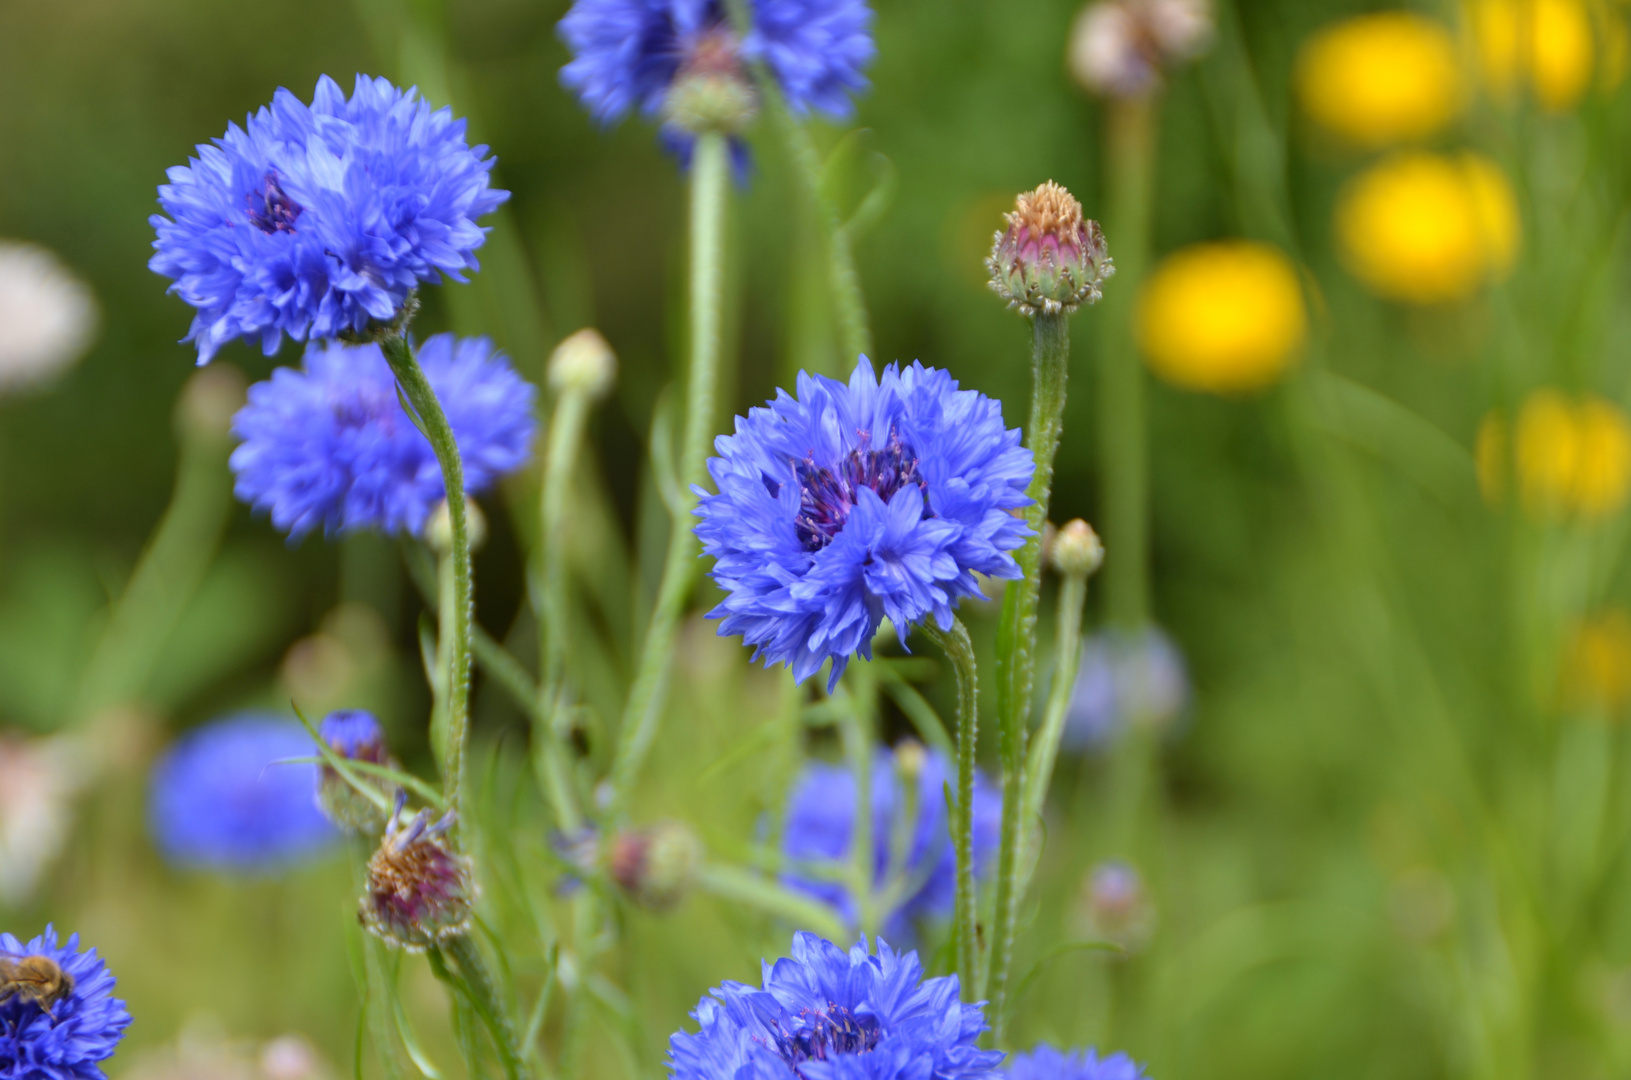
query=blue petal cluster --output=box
[320,710,387,761]
[558,0,873,125]
[148,714,338,872]
[783,749,1001,938]
[0,927,130,1080]
[696,358,1033,687]
[1003,1046,1145,1080]
[150,75,508,362]
[230,334,536,539]
[668,933,1002,1080]
[1065,627,1190,751]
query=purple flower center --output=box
[247,173,302,234]
[776,1005,881,1067]
[791,429,927,553]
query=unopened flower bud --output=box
[361,794,474,950]
[1078,858,1155,953]
[175,364,248,446]
[316,710,396,834]
[663,31,758,135]
[608,821,703,911]
[549,328,617,399]
[1049,519,1105,577]
[987,181,1114,318]
[892,739,927,782]
[424,497,487,556]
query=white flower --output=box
[1068,0,1213,98]
[0,241,98,392]
[0,733,90,905]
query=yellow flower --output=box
[1134,241,1307,394]
[1511,389,1631,519]
[1562,608,1631,713]
[1335,152,1520,304]
[1467,0,1600,110]
[1296,13,1464,147]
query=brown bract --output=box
[1006,181,1085,241]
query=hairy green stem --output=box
[923,618,980,998]
[1019,571,1090,884]
[1099,98,1155,630]
[988,310,1072,1035]
[537,387,593,833]
[445,934,529,1080]
[381,333,474,818]
[608,130,729,819]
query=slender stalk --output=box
[988,310,1072,1032]
[923,618,980,998]
[696,862,849,942]
[608,130,729,818]
[537,387,593,833]
[445,933,529,1080]
[841,662,877,936]
[351,842,407,1080]
[381,333,474,818]
[1099,98,1155,631]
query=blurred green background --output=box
[5,0,1631,1078]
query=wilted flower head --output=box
[1075,860,1155,953]
[782,746,1001,937]
[361,794,474,950]
[988,181,1113,318]
[148,713,338,872]
[1004,1044,1146,1080]
[608,821,705,911]
[150,75,508,362]
[0,735,88,907]
[1135,240,1306,394]
[1065,626,1189,750]
[695,358,1034,688]
[315,710,396,835]
[230,334,536,540]
[1296,13,1463,148]
[0,927,131,1080]
[0,242,98,393]
[1467,0,1604,112]
[1068,0,1213,99]
[559,0,874,141]
[1336,152,1519,305]
[667,933,1003,1080]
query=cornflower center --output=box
[792,428,927,552]
[774,1005,882,1069]
[248,172,302,234]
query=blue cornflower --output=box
[1064,627,1189,751]
[558,0,873,127]
[150,74,508,363]
[1003,1046,1145,1080]
[0,927,130,1080]
[230,333,537,539]
[783,747,1001,938]
[695,358,1033,688]
[148,713,339,872]
[668,932,1002,1080]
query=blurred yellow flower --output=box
[1296,13,1464,147]
[1475,411,1508,504]
[1335,152,1520,304]
[1467,0,1602,110]
[1507,389,1631,519]
[1134,241,1307,394]
[1562,608,1631,712]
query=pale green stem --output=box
[445,933,529,1080]
[381,333,474,819]
[1019,571,1090,873]
[537,388,593,833]
[922,618,980,997]
[696,862,849,942]
[841,661,877,936]
[608,129,729,819]
[1099,98,1155,631]
[351,842,407,1080]
[989,310,1072,1035]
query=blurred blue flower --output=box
[150,74,508,363]
[320,709,387,762]
[1064,626,1190,750]
[1003,1045,1145,1080]
[230,334,536,539]
[668,932,1002,1080]
[696,358,1033,688]
[0,926,130,1080]
[148,714,338,872]
[558,0,874,126]
[783,747,1000,937]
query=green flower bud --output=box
[609,821,703,911]
[1049,519,1105,577]
[424,497,487,556]
[549,328,617,400]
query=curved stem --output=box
[988,310,1071,1036]
[537,388,592,833]
[381,333,473,820]
[923,617,980,998]
[608,130,729,819]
